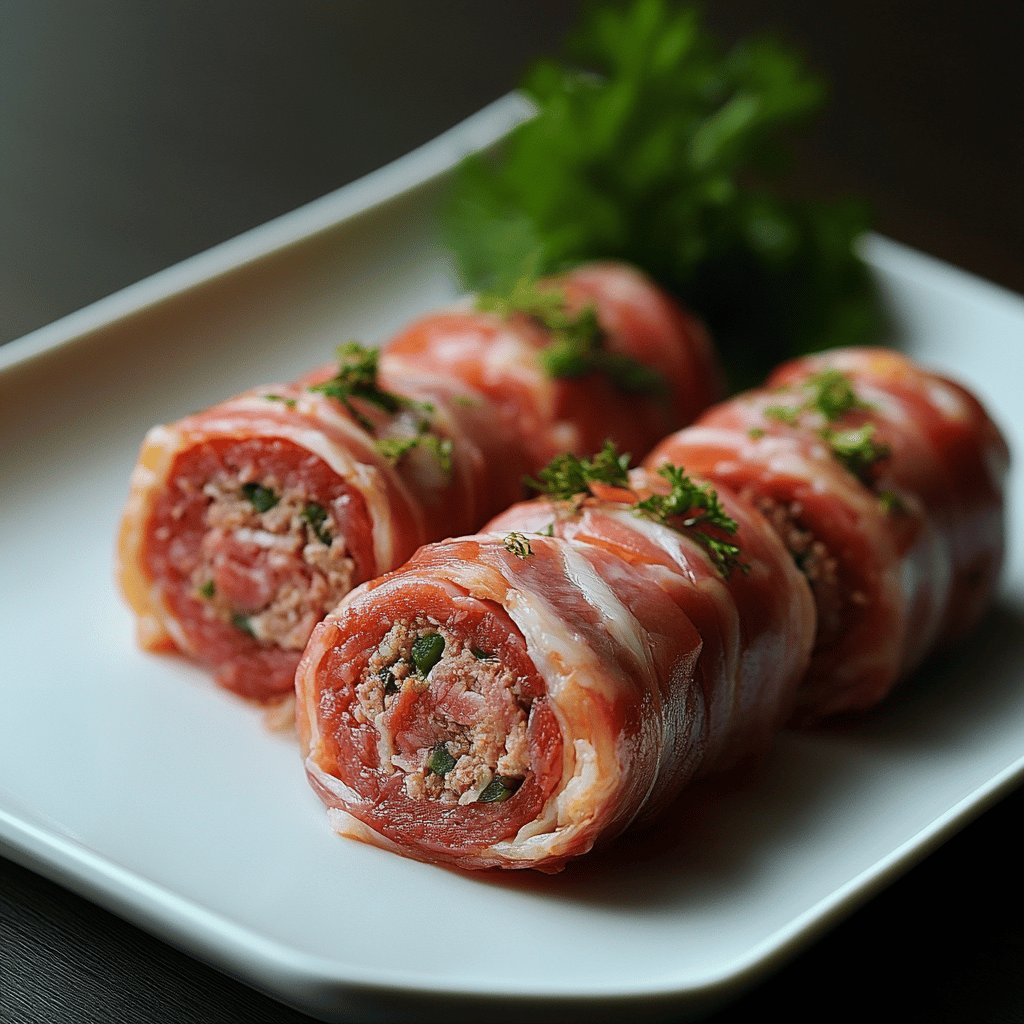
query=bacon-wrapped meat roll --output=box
[118,263,721,703]
[645,347,1009,722]
[295,459,814,871]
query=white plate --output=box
[1,95,1022,1024]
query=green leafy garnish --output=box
[525,439,630,501]
[806,368,869,421]
[479,279,665,395]
[310,342,413,432]
[635,464,745,577]
[878,490,906,515]
[411,633,446,677]
[375,432,454,475]
[241,482,279,513]
[822,423,890,481]
[503,532,534,559]
[263,393,297,409]
[427,744,457,776]
[471,647,497,662]
[478,776,521,803]
[443,0,883,387]
[197,579,216,600]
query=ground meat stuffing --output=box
[751,494,865,647]
[356,619,532,805]
[190,474,355,650]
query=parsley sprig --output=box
[525,440,630,500]
[311,342,453,474]
[634,465,745,576]
[526,443,744,576]
[444,0,883,388]
[478,278,666,395]
[758,369,890,482]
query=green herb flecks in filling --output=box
[241,482,279,513]
[301,502,333,546]
[427,744,457,777]
[411,633,446,677]
[478,776,521,803]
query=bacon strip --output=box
[295,469,814,871]
[645,347,1009,721]
[297,346,1006,870]
[118,263,721,702]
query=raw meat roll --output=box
[646,347,1009,721]
[295,463,813,871]
[118,262,722,702]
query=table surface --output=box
[2,3,1022,1022]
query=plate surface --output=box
[1,96,1022,1023]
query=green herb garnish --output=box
[411,633,446,677]
[310,342,409,432]
[427,744,457,777]
[503,532,534,559]
[806,369,869,421]
[525,440,630,501]
[443,0,883,387]
[823,424,890,481]
[480,279,665,395]
[635,464,745,577]
[471,647,497,662]
[197,579,216,600]
[241,482,279,513]
[264,393,297,409]
[375,432,454,475]
[878,490,906,515]
[478,776,520,803]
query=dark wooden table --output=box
[2,3,1022,1021]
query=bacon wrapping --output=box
[296,346,1007,871]
[295,469,814,872]
[645,347,1010,722]
[118,263,721,702]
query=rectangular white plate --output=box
[1,95,1022,1023]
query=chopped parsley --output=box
[231,612,255,637]
[478,776,520,803]
[379,666,400,695]
[479,278,666,395]
[311,341,453,472]
[241,482,279,513]
[822,423,890,482]
[375,432,454,475]
[301,502,333,546]
[504,532,534,559]
[634,464,746,577]
[525,440,630,501]
[427,744,457,777]
[263,393,297,409]
[411,633,446,677]
[197,579,216,600]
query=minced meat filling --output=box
[190,475,355,650]
[355,619,531,805]
[751,494,865,647]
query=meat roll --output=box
[645,347,1009,721]
[295,461,814,871]
[118,262,721,703]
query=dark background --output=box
[1,2,1022,1022]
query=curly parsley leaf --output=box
[525,440,631,500]
[634,464,746,577]
[443,0,883,388]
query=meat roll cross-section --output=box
[295,465,814,872]
[118,262,722,703]
[646,347,1010,722]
